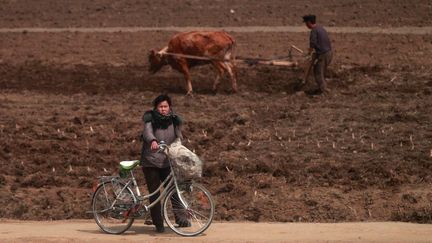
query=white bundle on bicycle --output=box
[167,139,202,180]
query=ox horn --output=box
[157,46,168,56]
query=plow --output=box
[236,44,315,87]
[238,44,304,67]
[239,44,317,89]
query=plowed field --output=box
[1,1,431,223]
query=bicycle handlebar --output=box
[157,141,169,153]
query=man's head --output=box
[303,15,316,29]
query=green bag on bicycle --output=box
[119,160,140,178]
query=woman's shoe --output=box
[155,225,165,233]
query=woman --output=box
[140,94,185,233]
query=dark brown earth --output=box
[1,0,431,28]
[1,1,432,224]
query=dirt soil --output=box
[1,220,432,243]
[1,1,432,224]
[1,0,431,28]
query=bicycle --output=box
[90,143,215,236]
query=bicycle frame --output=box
[93,158,189,217]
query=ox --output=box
[148,31,237,95]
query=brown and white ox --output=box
[148,31,237,95]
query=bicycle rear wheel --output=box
[92,180,136,234]
[163,182,215,236]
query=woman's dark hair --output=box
[152,94,172,109]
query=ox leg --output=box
[224,62,238,93]
[212,62,225,93]
[183,71,193,96]
[178,60,193,95]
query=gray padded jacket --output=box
[141,121,182,168]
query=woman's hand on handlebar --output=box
[151,140,159,151]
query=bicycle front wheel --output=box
[92,180,136,234]
[163,182,215,236]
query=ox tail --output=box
[229,39,237,80]
[226,35,237,61]
[223,34,238,82]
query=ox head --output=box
[148,48,167,74]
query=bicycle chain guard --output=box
[122,203,147,222]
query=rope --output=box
[159,44,306,65]
[162,52,229,61]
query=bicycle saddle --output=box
[119,160,140,170]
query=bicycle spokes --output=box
[163,183,215,236]
[92,181,136,234]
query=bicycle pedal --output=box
[144,219,153,225]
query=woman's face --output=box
[156,101,170,116]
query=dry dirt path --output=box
[1,220,432,243]
[0,26,431,34]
